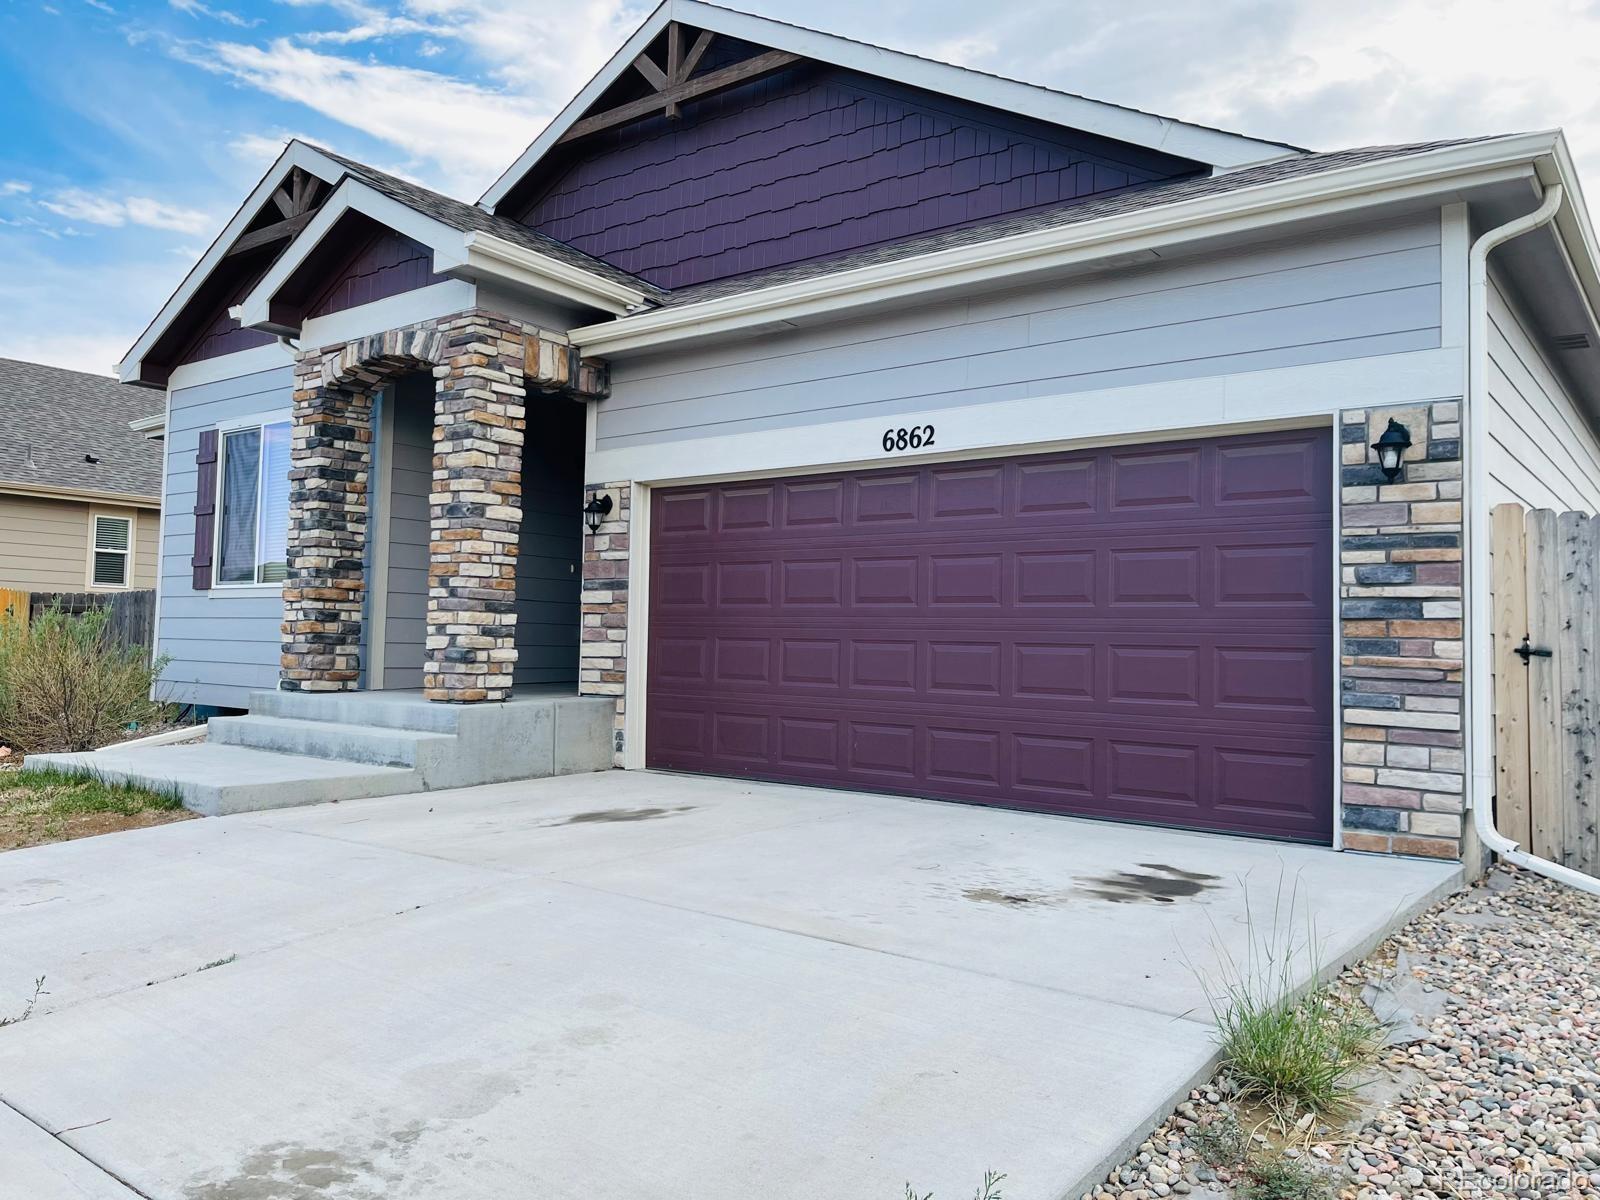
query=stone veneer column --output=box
[1338,400,1466,859]
[579,480,631,763]
[281,364,375,692]
[424,315,529,703]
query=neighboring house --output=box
[0,357,162,594]
[114,0,1600,864]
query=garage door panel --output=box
[648,428,1333,841]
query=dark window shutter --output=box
[192,428,219,590]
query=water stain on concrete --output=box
[1077,863,1222,905]
[184,1143,385,1199]
[962,887,1067,908]
[554,806,696,825]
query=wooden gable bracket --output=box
[225,167,326,258]
[560,22,799,144]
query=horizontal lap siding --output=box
[158,364,294,708]
[597,214,1443,450]
[0,495,92,590]
[1485,277,1600,513]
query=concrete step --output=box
[26,744,419,817]
[247,690,463,734]
[209,714,454,769]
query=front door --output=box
[371,373,433,690]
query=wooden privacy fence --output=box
[0,588,156,652]
[1491,504,1600,875]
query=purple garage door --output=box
[646,429,1334,842]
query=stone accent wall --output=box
[579,480,631,763]
[1338,401,1466,859]
[282,310,605,702]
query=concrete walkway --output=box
[0,773,1461,1200]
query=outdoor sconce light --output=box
[583,492,614,535]
[1371,418,1413,482]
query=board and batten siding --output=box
[0,495,155,592]
[1485,275,1600,513]
[595,214,1445,451]
[157,363,293,709]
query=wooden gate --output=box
[1491,503,1600,874]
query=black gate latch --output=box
[1514,634,1552,664]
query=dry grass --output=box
[0,767,193,851]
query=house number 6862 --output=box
[881,425,935,453]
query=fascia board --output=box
[118,141,345,382]
[235,180,469,332]
[571,135,1557,357]
[478,0,671,210]
[433,232,649,315]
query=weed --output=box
[1188,1113,1250,1167]
[1239,1153,1335,1200]
[0,976,46,1028]
[903,1170,1005,1200]
[1191,877,1381,1121]
[198,954,237,972]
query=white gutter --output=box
[571,132,1557,357]
[1466,181,1600,895]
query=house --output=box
[88,0,1600,860]
[0,357,162,594]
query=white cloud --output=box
[39,188,214,235]
[185,37,547,185]
[168,0,258,28]
[0,181,32,196]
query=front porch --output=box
[31,686,615,815]
[282,309,606,705]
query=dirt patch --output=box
[962,886,1068,908]
[0,804,194,852]
[1077,862,1221,904]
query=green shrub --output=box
[0,604,171,753]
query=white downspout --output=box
[1466,181,1600,895]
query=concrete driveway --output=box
[0,772,1460,1200]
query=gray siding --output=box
[1485,275,1600,513]
[377,375,433,689]
[596,214,1444,449]
[157,365,292,709]
[514,398,585,687]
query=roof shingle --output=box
[0,358,163,501]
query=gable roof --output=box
[236,144,660,336]
[478,0,1304,212]
[311,147,663,298]
[0,358,163,503]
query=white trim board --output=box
[588,347,1464,486]
[167,343,296,393]
[299,280,476,348]
[479,0,1300,210]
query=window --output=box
[90,514,132,588]
[218,420,292,586]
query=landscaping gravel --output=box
[1082,864,1600,1200]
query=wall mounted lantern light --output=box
[1371,419,1413,482]
[583,492,614,535]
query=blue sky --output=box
[4,0,1600,375]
